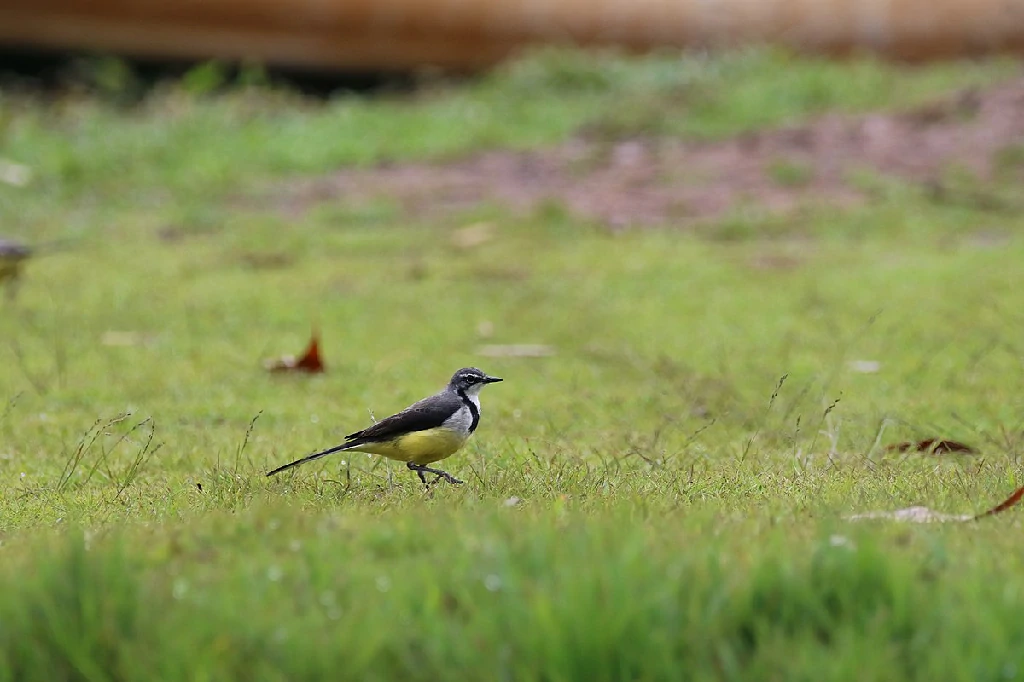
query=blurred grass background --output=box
[1,48,1023,679]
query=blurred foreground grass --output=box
[1,48,1023,679]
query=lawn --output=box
[1,48,1023,680]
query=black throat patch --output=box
[457,389,481,433]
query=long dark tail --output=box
[265,441,356,477]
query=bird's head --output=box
[449,367,502,395]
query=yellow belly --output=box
[352,427,469,465]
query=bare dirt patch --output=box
[279,78,1024,229]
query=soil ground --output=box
[281,78,1024,229]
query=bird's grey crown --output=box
[449,367,486,387]
[447,367,501,394]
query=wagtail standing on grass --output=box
[267,367,502,486]
[0,237,75,299]
[0,239,33,298]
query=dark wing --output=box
[345,392,460,443]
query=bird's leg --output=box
[423,465,463,486]
[407,461,428,486]
[407,462,463,486]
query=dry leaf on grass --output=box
[885,438,976,455]
[847,485,1024,523]
[264,332,325,373]
[974,486,1024,519]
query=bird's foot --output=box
[407,462,463,488]
[429,470,464,486]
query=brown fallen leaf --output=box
[264,332,325,374]
[846,484,1024,524]
[885,438,976,455]
[974,485,1024,520]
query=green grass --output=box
[1,48,1024,679]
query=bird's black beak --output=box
[483,375,503,384]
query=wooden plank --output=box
[0,10,518,71]
[0,0,1022,71]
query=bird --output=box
[0,237,76,300]
[266,367,503,486]
[0,238,33,298]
